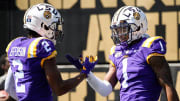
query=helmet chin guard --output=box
[23,3,64,45]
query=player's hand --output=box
[81,56,98,75]
[0,90,9,101]
[65,54,83,70]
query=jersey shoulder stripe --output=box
[109,60,116,68]
[142,36,163,48]
[146,53,164,64]
[41,50,57,68]
[109,45,116,68]
[27,37,46,58]
[110,45,116,55]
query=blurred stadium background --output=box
[0,0,180,101]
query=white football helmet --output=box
[110,6,148,45]
[23,3,63,45]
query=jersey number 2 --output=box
[12,59,25,93]
[42,40,52,52]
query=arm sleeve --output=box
[87,72,112,96]
[4,68,18,100]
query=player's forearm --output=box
[158,76,179,101]
[56,73,86,96]
[165,85,179,101]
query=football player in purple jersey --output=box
[4,3,97,101]
[66,6,179,101]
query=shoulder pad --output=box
[110,45,116,55]
[6,37,23,53]
[27,37,47,58]
[142,36,164,48]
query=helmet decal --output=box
[133,12,140,20]
[26,15,32,23]
[43,11,52,19]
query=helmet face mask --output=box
[48,19,64,42]
[111,20,130,43]
[110,6,148,45]
[23,3,64,45]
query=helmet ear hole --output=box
[41,22,49,30]
[44,25,49,30]
[136,26,140,31]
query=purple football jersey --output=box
[109,36,166,101]
[6,37,57,101]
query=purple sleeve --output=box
[109,46,116,67]
[36,39,57,59]
[141,37,166,64]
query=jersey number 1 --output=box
[122,58,128,88]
